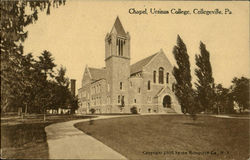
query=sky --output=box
[23,0,249,93]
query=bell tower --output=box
[105,16,130,60]
[105,16,130,112]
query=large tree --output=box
[231,77,250,111]
[195,42,215,113]
[172,35,195,114]
[1,0,65,113]
[36,50,56,115]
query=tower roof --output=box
[111,16,126,36]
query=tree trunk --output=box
[25,103,28,116]
[44,108,46,122]
[2,98,9,113]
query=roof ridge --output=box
[88,67,105,70]
[88,67,106,81]
[130,51,160,75]
[131,52,159,66]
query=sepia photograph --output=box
[1,0,249,159]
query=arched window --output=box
[159,67,164,84]
[153,71,156,83]
[166,72,169,84]
[148,81,151,90]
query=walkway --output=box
[45,116,128,159]
[211,115,250,119]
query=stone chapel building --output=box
[77,17,182,114]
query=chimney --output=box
[70,79,76,96]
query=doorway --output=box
[163,95,171,108]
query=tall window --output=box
[117,39,124,56]
[148,81,151,90]
[138,88,141,94]
[120,82,123,90]
[153,71,156,83]
[118,95,121,104]
[108,38,112,56]
[166,72,169,84]
[121,96,125,107]
[159,67,164,84]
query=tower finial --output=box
[160,48,164,53]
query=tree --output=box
[172,35,195,114]
[41,66,79,114]
[90,108,96,114]
[195,42,215,113]
[55,66,69,87]
[36,51,56,120]
[1,0,66,113]
[19,53,36,115]
[37,50,56,79]
[231,77,250,111]
[68,95,79,114]
[214,84,234,114]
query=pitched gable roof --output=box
[155,86,171,97]
[111,17,126,36]
[130,52,159,75]
[88,67,106,81]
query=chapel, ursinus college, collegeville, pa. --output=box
[77,17,182,114]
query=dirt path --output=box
[45,116,129,159]
[211,115,250,119]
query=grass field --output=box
[1,114,93,159]
[75,115,249,160]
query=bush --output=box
[130,106,138,114]
[89,108,96,114]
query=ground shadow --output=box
[183,122,205,127]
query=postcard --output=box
[1,0,249,159]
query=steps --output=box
[163,108,177,114]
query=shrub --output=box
[130,106,138,114]
[89,108,96,114]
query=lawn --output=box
[1,114,94,159]
[75,115,249,160]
